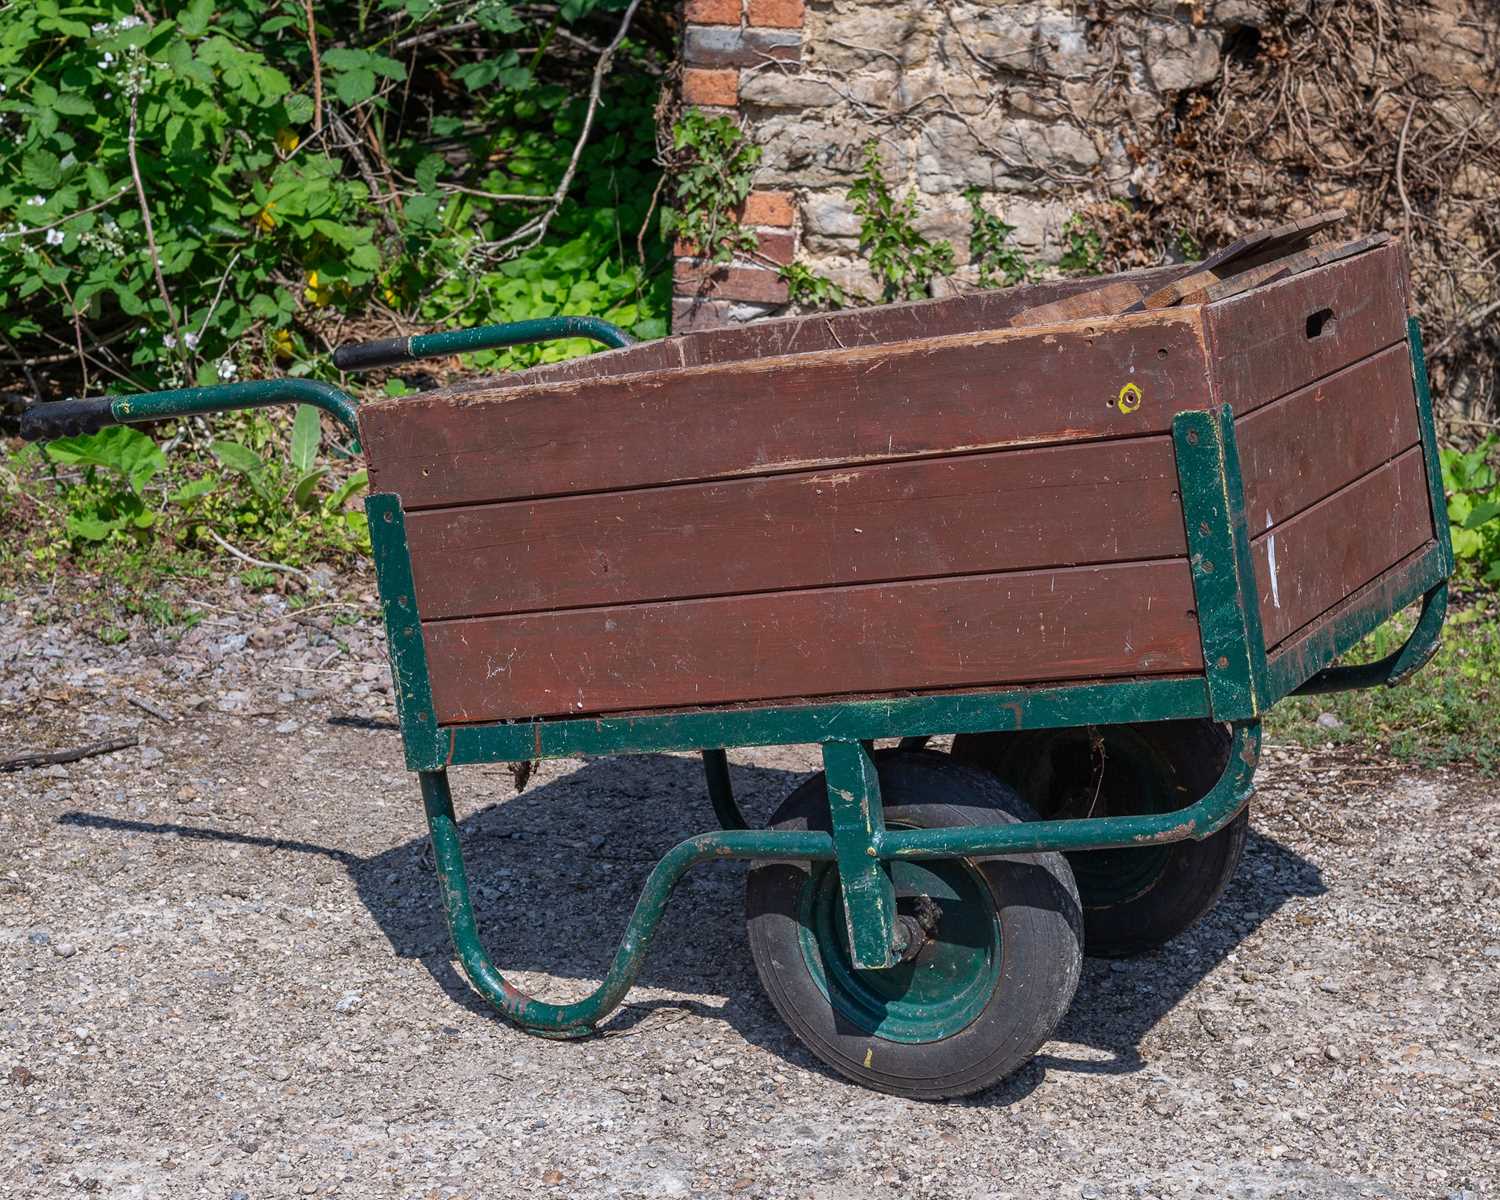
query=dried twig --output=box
[2,737,139,773]
[0,188,130,243]
[127,93,184,355]
[477,0,645,260]
[126,694,176,724]
[303,0,323,135]
[203,528,315,588]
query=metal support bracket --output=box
[822,740,900,971]
[1174,405,1268,721]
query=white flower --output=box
[162,334,177,349]
[98,53,114,68]
[45,228,64,246]
[119,16,142,29]
[183,331,200,350]
[27,195,44,207]
[92,21,110,34]
[216,358,237,381]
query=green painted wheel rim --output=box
[797,853,1002,1044]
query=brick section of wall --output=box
[672,3,806,330]
[748,0,804,28]
[680,67,740,108]
[684,0,740,24]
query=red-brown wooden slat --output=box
[1250,447,1431,648]
[361,311,1211,509]
[421,560,1203,723]
[404,437,1187,620]
[1204,239,1409,415]
[1237,340,1419,527]
[433,264,1190,398]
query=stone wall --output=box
[669,0,1500,393]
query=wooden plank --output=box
[429,264,1190,398]
[405,437,1188,620]
[1186,233,1391,306]
[1204,238,1410,416]
[1250,447,1432,648]
[362,310,1212,510]
[421,559,1204,723]
[1237,341,1420,527]
[1124,209,1347,314]
[1139,269,1221,310]
[1008,280,1146,328]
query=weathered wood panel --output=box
[431,263,1189,399]
[1250,447,1431,647]
[421,560,1203,723]
[1237,341,1419,527]
[405,437,1187,619]
[1205,239,1409,415]
[362,310,1211,509]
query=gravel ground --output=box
[1,583,1497,1199]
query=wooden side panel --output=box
[361,311,1211,509]
[404,438,1188,619]
[431,264,1188,398]
[421,560,1203,723]
[1205,240,1410,415]
[1250,448,1431,648]
[1237,341,1420,525]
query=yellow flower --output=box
[274,127,300,155]
[253,202,276,233]
[304,270,333,307]
[270,329,295,360]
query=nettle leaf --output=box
[180,0,215,37]
[334,68,375,106]
[283,92,315,124]
[210,439,269,477]
[45,425,166,494]
[414,153,444,193]
[22,149,62,190]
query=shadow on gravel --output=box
[59,747,1325,1101]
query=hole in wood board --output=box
[1305,308,1336,340]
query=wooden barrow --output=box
[21,230,1452,1098]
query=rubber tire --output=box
[951,720,1247,958]
[746,751,1082,1100]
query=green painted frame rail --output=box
[332,315,634,373]
[420,719,1261,1036]
[19,379,361,444]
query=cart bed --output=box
[358,238,1439,725]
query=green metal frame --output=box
[34,313,1448,1039]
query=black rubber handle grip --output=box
[18,397,118,442]
[331,336,411,373]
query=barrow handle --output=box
[18,396,118,441]
[332,315,635,373]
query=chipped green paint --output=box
[366,494,445,771]
[111,379,360,441]
[1174,406,1268,721]
[880,720,1261,858]
[1408,318,1455,575]
[435,676,1215,768]
[823,741,900,970]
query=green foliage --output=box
[1058,213,1104,275]
[663,111,761,266]
[849,142,954,303]
[1268,600,1500,772]
[1441,437,1500,583]
[779,262,847,310]
[965,189,1033,289]
[0,0,669,394]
